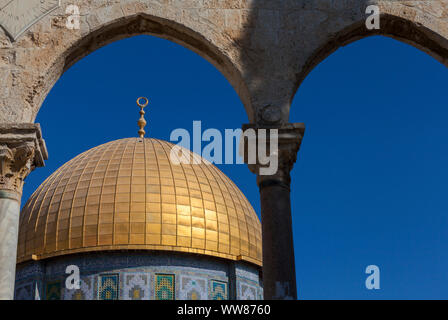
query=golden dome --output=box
[17,138,262,266]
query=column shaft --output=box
[259,182,296,299]
[0,192,20,300]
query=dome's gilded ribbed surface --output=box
[18,138,262,265]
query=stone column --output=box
[242,123,305,300]
[0,124,48,300]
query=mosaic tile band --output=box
[15,252,263,300]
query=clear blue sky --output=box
[22,34,448,299]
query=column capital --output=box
[0,123,48,196]
[242,123,305,188]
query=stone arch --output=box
[0,3,252,123]
[46,13,252,121]
[292,5,448,110]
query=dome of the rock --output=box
[14,137,263,300]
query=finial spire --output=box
[137,97,149,138]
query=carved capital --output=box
[242,123,305,188]
[0,124,48,196]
